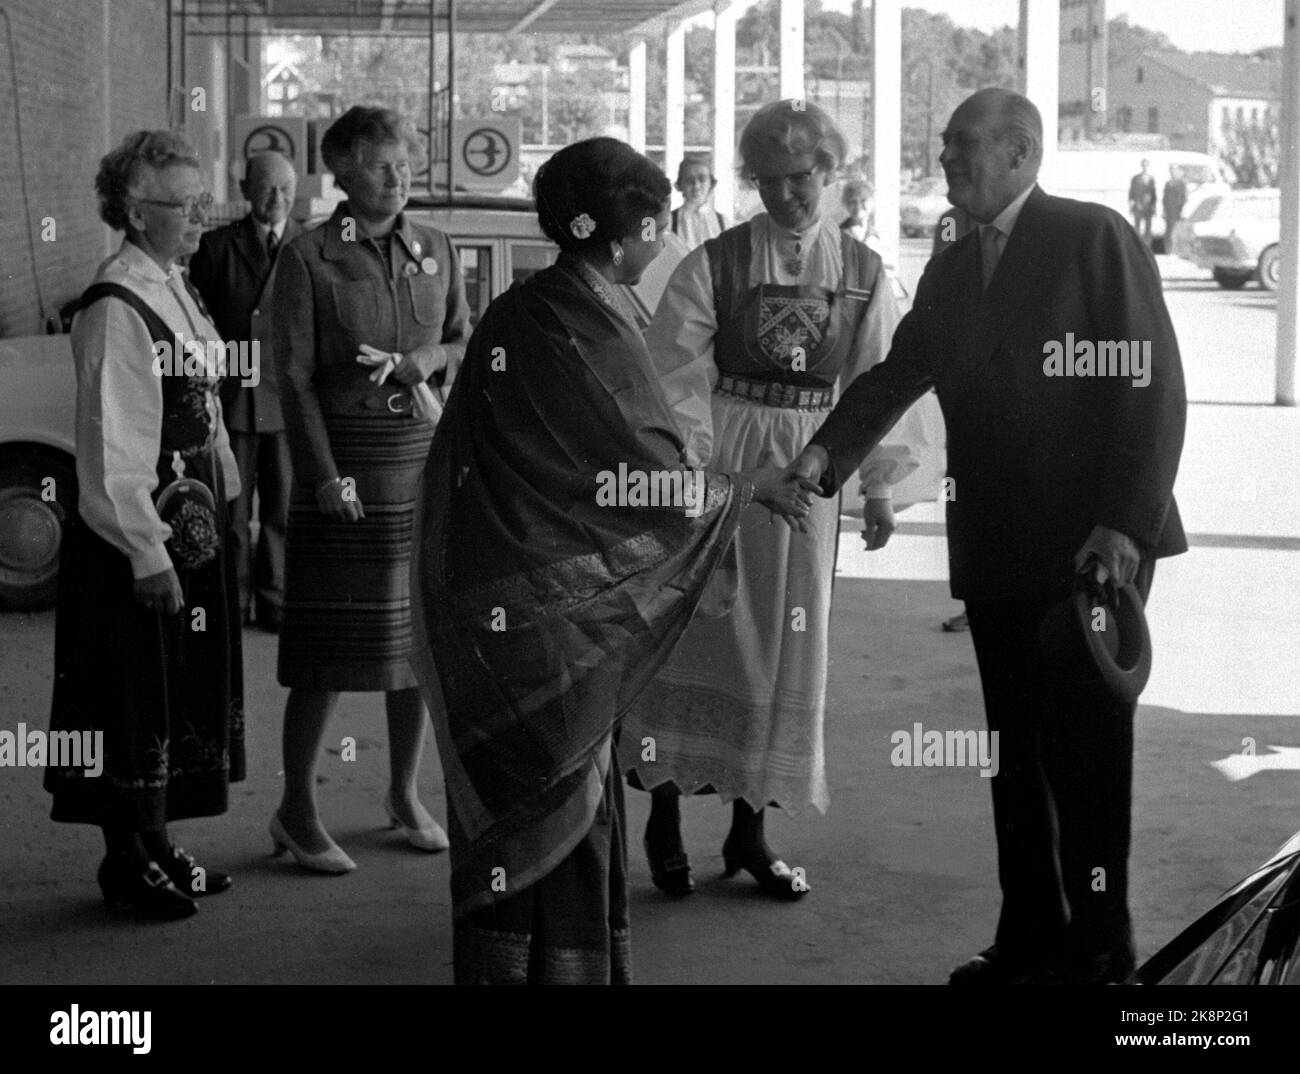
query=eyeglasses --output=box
[131,192,214,220]
[750,170,821,192]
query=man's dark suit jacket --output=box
[189,215,303,434]
[811,185,1187,603]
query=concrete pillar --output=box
[665,20,686,187]
[1276,0,1300,405]
[1019,0,1059,187]
[779,0,804,101]
[628,38,647,153]
[713,0,737,220]
[872,0,901,272]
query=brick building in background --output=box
[1107,50,1281,158]
[0,0,165,336]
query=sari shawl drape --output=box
[410,258,743,921]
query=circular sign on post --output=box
[462,127,512,178]
[243,125,296,160]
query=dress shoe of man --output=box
[949,945,1050,985]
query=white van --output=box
[1044,148,1232,250]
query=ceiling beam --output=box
[510,0,561,34]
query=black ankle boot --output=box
[721,802,808,900]
[644,789,693,896]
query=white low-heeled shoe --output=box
[269,813,356,874]
[384,795,450,853]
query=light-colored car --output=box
[0,197,682,610]
[899,176,951,238]
[1185,187,1281,291]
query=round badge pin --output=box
[421,257,438,275]
[404,262,419,276]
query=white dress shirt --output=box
[71,239,241,579]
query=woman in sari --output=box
[621,99,927,900]
[409,137,813,984]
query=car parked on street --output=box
[1184,186,1281,291]
[899,175,950,238]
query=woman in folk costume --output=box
[408,137,815,984]
[622,99,926,899]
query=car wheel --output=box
[1257,246,1280,292]
[0,447,77,611]
[1212,268,1251,290]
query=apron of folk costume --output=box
[622,226,872,815]
[47,283,245,828]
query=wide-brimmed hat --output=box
[1039,565,1152,703]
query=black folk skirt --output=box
[45,477,245,829]
[277,415,435,692]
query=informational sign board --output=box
[232,116,308,174]
[450,117,521,193]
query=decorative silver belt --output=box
[715,373,833,411]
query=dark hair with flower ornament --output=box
[533,137,671,253]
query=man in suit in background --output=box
[189,151,301,632]
[793,88,1187,984]
[1129,158,1158,246]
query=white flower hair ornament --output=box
[569,213,597,240]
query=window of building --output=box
[1118,106,1133,132]
[1136,66,1144,83]
[1148,106,1159,133]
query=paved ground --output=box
[0,242,1296,986]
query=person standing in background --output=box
[189,151,301,633]
[1162,166,1188,255]
[670,154,727,250]
[1128,159,1157,245]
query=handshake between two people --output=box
[743,443,896,550]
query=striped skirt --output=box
[278,416,435,691]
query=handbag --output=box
[155,449,220,571]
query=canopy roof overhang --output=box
[178,0,713,37]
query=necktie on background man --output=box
[266,229,280,262]
[979,224,1002,291]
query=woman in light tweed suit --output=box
[270,106,467,872]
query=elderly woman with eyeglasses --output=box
[268,105,468,873]
[46,129,244,920]
[622,100,929,900]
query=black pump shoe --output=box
[721,834,808,900]
[644,833,694,896]
[159,845,232,898]
[97,857,198,920]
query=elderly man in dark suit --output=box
[794,88,1187,985]
[189,151,302,632]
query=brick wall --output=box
[0,0,166,336]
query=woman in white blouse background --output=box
[670,154,728,250]
[45,130,245,921]
[623,100,927,900]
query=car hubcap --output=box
[0,491,61,577]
